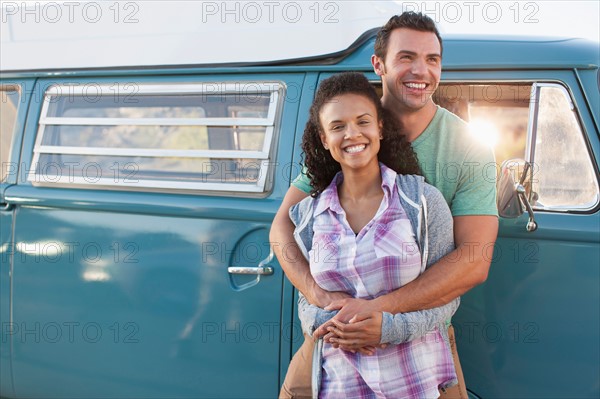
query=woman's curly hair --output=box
[302,72,421,197]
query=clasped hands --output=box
[312,294,387,356]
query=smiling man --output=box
[271,12,499,399]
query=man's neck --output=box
[384,99,438,143]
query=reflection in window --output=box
[1,86,20,182]
[531,85,599,210]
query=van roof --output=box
[341,33,600,71]
[2,32,598,77]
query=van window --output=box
[431,81,599,212]
[529,84,599,210]
[29,82,283,193]
[1,86,20,182]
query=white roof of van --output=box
[1,1,402,71]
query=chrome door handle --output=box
[228,248,275,275]
[227,266,274,275]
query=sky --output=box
[421,0,599,42]
[1,1,598,70]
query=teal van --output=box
[1,8,599,399]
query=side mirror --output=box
[497,159,538,232]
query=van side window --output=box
[1,86,20,182]
[433,83,531,169]
[529,84,599,210]
[431,81,599,212]
[29,82,283,194]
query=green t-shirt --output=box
[292,106,498,217]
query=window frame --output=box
[526,82,600,212]
[28,81,284,194]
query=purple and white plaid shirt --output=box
[310,165,456,399]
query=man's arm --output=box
[315,214,498,346]
[269,186,350,308]
[309,295,460,348]
[374,215,498,313]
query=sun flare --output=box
[468,118,500,148]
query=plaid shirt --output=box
[310,165,456,399]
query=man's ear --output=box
[372,55,385,76]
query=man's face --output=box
[373,28,442,112]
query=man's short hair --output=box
[374,12,443,61]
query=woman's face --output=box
[319,93,382,172]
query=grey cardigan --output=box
[289,173,459,345]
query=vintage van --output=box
[1,4,599,399]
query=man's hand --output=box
[313,298,385,355]
[322,312,385,353]
[320,297,381,324]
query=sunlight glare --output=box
[468,118,499,148]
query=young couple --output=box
[271,12,498,399]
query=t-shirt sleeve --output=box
[291,165,312,194]
[451,142,498,217]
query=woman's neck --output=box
[338,162,383,203]
[337,162,384,234]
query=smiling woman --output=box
[301,72,420,197]
[318,93,382,178]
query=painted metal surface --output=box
[0,35,598,398]
[2,73,304,398]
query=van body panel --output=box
[3,73,304,398]
[0,206,14,397]
[10,207,283,398]
[574,69,600,134]
[0,35,599,398]
[1,78,35,398]
[456,212,600,398]
[448,68,600,399]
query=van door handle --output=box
[227,266,274,275]
[227,248,275,275]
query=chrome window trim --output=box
[40,117,273,127]
[44,82,281,96]
[34,146,268,159]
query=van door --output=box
[434,72,600,398]
[5,74,303,398]
[0,79,33,398]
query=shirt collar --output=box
[379,163,397,203]
[313,164,398,217]
[313,172,345,216]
